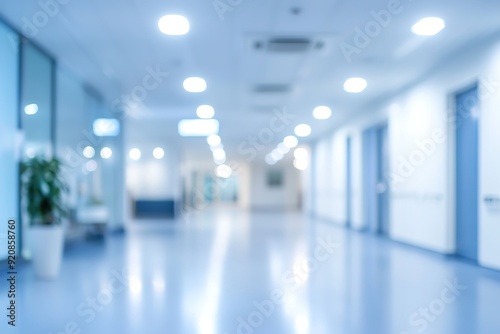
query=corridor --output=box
[1,1,500,331]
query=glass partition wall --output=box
[0,17,123,259]
[20,41,54,159]
[0,22,20,260]
[19,40,55,258]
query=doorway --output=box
[455,85,479,262]
[362,124,390,235]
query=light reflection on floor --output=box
[4,208,500,334]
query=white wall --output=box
[350,131,363,229]
[238,163,252,210]
[332,133,349,223]
[388,85,452,253]
[248,161,300,211]
[314,139,333,220]
[0,22,19,260]
[387,35,500,256]
[312,112,385,228]
[309,33,500,269]
[478,42,500,270]
[313,132,349,224]
[127,147,181,200]
[302,151,314,215]
[174,156,300,212]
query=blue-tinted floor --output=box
[4,209,500,333]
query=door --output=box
[376,125,390,235]
[363,124,389,234]
[456,85,479,262]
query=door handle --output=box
[376,182,387,194]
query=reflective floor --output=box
[7,209,500,333]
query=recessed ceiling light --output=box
[294,148,308,160]
[183,77,207,93]
[158,15,190,35]
[313,106,332,120]
[216,164,232,178]
[283,136,299,148]
[100,147,113,159]
[197,105,215,119]
[344,78,367,93]
[129,148,141,161]
[412,17,445,36]
[93,118,120,136]
[153,147,165,160]
[293,159,308,171]
[294,124,312,137]
[213,148,226,161]
[178,119,219,136]
[24,103,38,115]
[210,144,224,152]
[214,157,226,165]
[25,147,36,159]
[85,160,98,172]
[207,134,222,147]
[83,146,95,159]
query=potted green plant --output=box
[21,156,68,279]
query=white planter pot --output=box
[30,225,64,280]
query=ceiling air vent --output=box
[253,84,291,94]
[266,37,311,53]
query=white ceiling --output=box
[2,0,500,159]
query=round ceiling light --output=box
[153,147,165,160]
[344,78,367,93]
[197,105,215,119]
[207,134,222,147]
[283,136,299,148]
[129,148,141,161]
[158,15,190,35]
[216,164,232,178]
[183,77,207,93]
[100,147,113,159]
[294,124,312,137]
[411,17,445,36]
[313,106,332,120]
[83,146,95,159]
[294,148,309,160]
[24,103,39,115]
